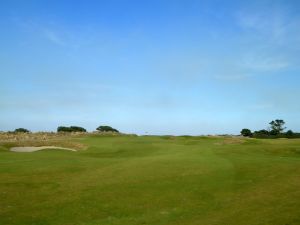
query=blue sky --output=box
[0,0,300,134]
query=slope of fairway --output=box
[1,136,300,225]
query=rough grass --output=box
[0,135,300,225]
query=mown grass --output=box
[0,135,300,225]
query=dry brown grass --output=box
[214,137,246,145]
[0,131,133,151]
[0,131,87,142]
[0,132,88,150]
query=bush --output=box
[290,133,300,138]
[269,129,280,136]
[245,119,299,139]
[254,129,269,135]
[14,128,30,133]
[240,128,252,137]
[70,126,86,132]
[253,129,269,138]
[57,126,72,132]
[96,125,119,133]
[285,130,300,138]
[252,130,300,139]
[286,130,294,137]
[57,126,86,132]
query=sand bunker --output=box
[10,146,77,152]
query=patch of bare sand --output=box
[10,146,77,152]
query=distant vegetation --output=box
[4,125,120,134]
[57,126,86,132]
[3,121,298,138]
[96,125,119,133]
[241,119,300,138]
[14,128,30,133]
[240,128,252,137]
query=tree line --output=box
[241,119,300,138]
[10,125,119,133]
[8,120,299,138]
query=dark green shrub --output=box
[285,130,294,137]
[285,130,300,138]
[269,129,280,136]
[253,129,269,138]
[57,126,86,132]
[254,129,269,135]
[240,128,252,137]
[96,126,119,132]
[249,119,298,139]
[57,126,72,132]
[70,126,86,132]
[14,128,30,133]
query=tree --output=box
[70,126,86,132]
[14,128,30,133]
[96,125,119,132]
[269,129,279,136]
[57,126,72,132]
[240,128,252,137]
[269,119,286,134]
[253,129,269,135]
[57,126,86,132]
[286,130,294,137]
[252,129,270,138]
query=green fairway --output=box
[1,136,300,225]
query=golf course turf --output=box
[1,135,300,225]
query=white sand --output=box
[10,146,77,152]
